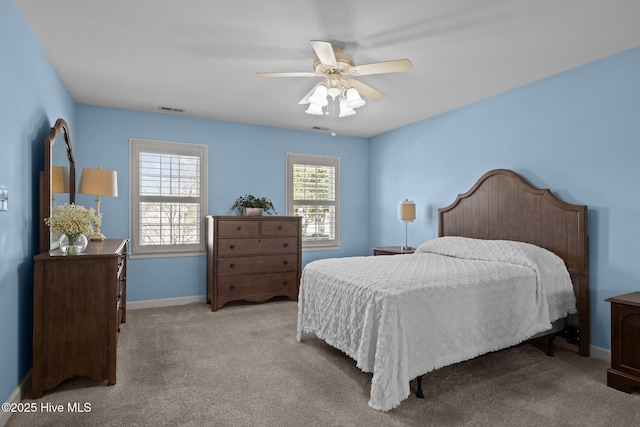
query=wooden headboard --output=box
[438,169,590,356]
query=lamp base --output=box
[89,230,106,241]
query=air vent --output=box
[310,126,330,132]
[158,106,185,113]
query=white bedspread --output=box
[296,237,576,411]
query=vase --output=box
[244,208,263,216]
[59,234,88,255]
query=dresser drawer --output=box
[217,272,298,300]
[217,220,260,237]
[217,254,298,276]
[261,220,299,236]
[217,237,297,256]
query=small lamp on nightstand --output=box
[78,166,118,240]
[398,199,416,251]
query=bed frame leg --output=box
[546,336,555,356]
[416,375,424,398]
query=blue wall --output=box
[74,105,370,302]
[3,0,639,408]
[0,0,76,407]
[369,47,640,350]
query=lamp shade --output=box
[346,88,366,109]
[308,85,329,106]
[51,166,70,194]
[338,99,356,117]
[78,167,118,197]
[398,199,416,222]
[305,103,325,115]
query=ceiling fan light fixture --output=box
[257,40,411,118]
[327,87,341,99]
[339,99,356,117]
[308,85,329,106]
[305,103,325,115]
[346,88,366,109]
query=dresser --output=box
[207,216,302,311]
[32,239,128,398]
[606,292,640,393]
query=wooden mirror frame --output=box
[39,118,76,253]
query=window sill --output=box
[302,245,341,252]
[129,251,205,260]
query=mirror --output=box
[39,118,75,252]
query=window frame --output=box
[129,138,208,258]
[286,152,340,251]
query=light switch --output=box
[0,187,7,211]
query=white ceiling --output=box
[15,0,640,138]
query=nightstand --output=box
[373,246,416,256]
[606,292,640,393]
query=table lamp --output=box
[79,166,118,240]
[398,199,416,250]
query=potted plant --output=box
[231,194,277,216]
[44,203,101,254]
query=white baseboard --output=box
[1,370,31,427]
[127,295,206,310]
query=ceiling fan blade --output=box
[346,79,385,101]
[256,71,319,78]
[310,40,337,67]
[351,59,413,76]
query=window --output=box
[286,153,339,250]
[130,139,207,257]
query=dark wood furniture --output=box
[373,246,415,256]
[439,169,590,357]
[606,292,640,393]
[32,239,128,398]
[206,216,302,311]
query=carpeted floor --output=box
[7,301,639,426]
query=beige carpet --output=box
[7,301,639,427]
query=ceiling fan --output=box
[256,40,412,117]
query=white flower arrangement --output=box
[45,203,101,243]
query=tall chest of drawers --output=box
[32,239,127,398]
[207,216,302,311]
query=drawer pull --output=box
[278,225,282,230]
[283,260,288,265]
[229,263,235,268]
[237,226,241,231]
[282,280,288,286]
[230,284,235,290]
[117,327,121,333]
[230,244,235,249]
[283,243,288,248]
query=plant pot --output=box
[244,208,263,216]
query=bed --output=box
[295,169,589,411]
